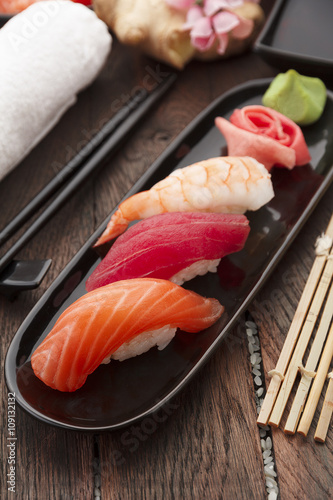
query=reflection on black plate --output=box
[255,0,333,76]
[5,79,333,431]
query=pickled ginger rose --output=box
[215,105,311,171]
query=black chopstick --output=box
[0,71,177,276]
[0,72,177,249]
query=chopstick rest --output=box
[0,0,112,181]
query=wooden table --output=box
[1,3,332,498]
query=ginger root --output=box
[93,0,265,70]
[93,0,195,69]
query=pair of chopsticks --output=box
[257,213,333,442]
[0,73,177,285]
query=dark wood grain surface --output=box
[1,2,333,498]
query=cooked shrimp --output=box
[95,156,274,246]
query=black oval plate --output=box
[254,0,333,76]
[5,79,333,431]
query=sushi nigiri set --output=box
[5,78,333,429]
[33,155,273,392]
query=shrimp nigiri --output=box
[31,278,224,392]
[94,156,274,246]
[86,212,250,291]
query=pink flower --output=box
[183,6,216,52]
[213,10,253,53]
[204,0,243,17]
[183,5,205,30]
[213,11,238,54]
[192,18,216,52]
[165,0,256,55]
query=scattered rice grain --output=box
[264,465,277,477]
[250,353,258,365]
[265,477,277,488]
[266,436,272,450]
[259,429,267,438]
[246,328,254,337]
[268,485,279,495]
[256,387,264,397]
[268,491,278,500]
[245,318,279,499]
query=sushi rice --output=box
[103,325,177,362]
[170,259,221,286]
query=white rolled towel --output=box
[0,1,112,181]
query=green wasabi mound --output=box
[262,69,327,125]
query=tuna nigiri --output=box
[86,212,250,291]
[94,156,274,246]
[31,278,224,392]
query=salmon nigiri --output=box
[86,212,250,291]
[94,156,274,246]
[31,278,224,392]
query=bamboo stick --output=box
[269,252,333,428]
[257,215,333,427]
[314,374,333,442]
[298,322,333,436]
[284,283,333,434]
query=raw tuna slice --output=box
[86,212,250,291]
[215,105,311,171]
